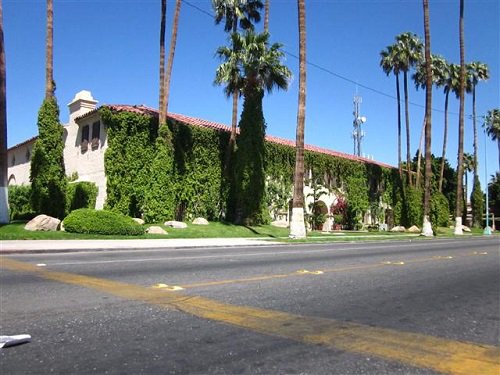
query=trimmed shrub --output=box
[470,176,484,228]
[66,182,98,213]
[63,208,145,236]
[30,97,67,219]
[403,186,423,227]
[8,185,36,220]
[430,191,450,227]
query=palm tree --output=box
[455,0,466,235]
[46,0,54,98]
[264,0,269,32]
[380,44,403,177]
[466,61,489,178]
[290,0,307,239]
[163,0,182,116]
[158,0,167,125]
[0,0,8,224]
[484,108,500,170]
[421,0,433,236]
[216,31,290,224]
[396,32,424,185]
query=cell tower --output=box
[352,95,367,157]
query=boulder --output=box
[408,225,420,233]
[192,217,209,225]
[390,225,406,232]
[164,220,188,229]
[25,215,61,232]
[133,218,145,225]
[462,225,471,232]
[146,226,168,235]
[271,220,289,228]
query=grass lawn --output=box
[1,221,495,242]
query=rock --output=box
[25,215,61,232]
[146,226,168,235]
[133,218,145,225]
[164,220,188,229]
[192,217,209,225]
[408,225,420,233]
[462,225,471,232]
[271,220,289,228]
[390,225,406,232]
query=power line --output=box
[182,0,465,117]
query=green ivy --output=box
[430,191,450,228]
[30,98,67,219]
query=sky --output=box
[3,0,499,189]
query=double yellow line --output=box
[1,257,498,374]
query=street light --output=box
[483,127,492,235]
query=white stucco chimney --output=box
[68,90,98,123]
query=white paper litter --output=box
[0,334,31,348]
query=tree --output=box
[396,32,424,185]
[212,0,263,157]
[421,0,433,236]
[0,0,8,224]
[217,31,290,224]
[264,0,269,33]
[290,0,307,238]
[483,108,500,170]
[163,0,182,116]
[158,0,167,125]
[454,0,466,235]
[466,61,489,178]
[30,0,67,219]
[380,44,403,177]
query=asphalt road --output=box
[1,237,499,374]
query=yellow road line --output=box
[1,257,499,374]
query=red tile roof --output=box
[79,104,394,169]
[7,135,38,151]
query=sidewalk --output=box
[0,238,282,254]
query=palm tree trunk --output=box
[45,0,54,99]
[290,0,306,239]
[0,1,8,224]
[158,0,166,125]
[416,118,425,188]
[164,0,182,116]
[226,23,239,172]
[422,0,433,236]
[404,71,412,185]
[264,0,270,33]
[455,0,466,235]
[472,86,478,178]
[438,91,449,192]
[396,73,402,177]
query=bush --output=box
[430,191,450,227]
[66,182,98,213]
[470,176,484,228]
[403,186,423,227]
[8,185,36,220]
[63,209,145,236]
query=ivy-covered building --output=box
[8,90,400,229]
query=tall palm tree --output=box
[290,0,307,239]
[455,0,466,235]
[466,61,489,178]
[421,0,433,236]
[216,31,290,224]
[396,32,424,185]
[163,0,182,116]
[483,108,500,170]
[264,0,269,32]
[158,0,167,125]
[380,44,403,177]
[0,0,8,224]
[212,0,263,155]
[46,0,54,98]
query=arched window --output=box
[8,174,16,186]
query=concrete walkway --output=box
[0,238,282,254]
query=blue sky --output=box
[3,0,499,187]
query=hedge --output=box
[63,208,144,236]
